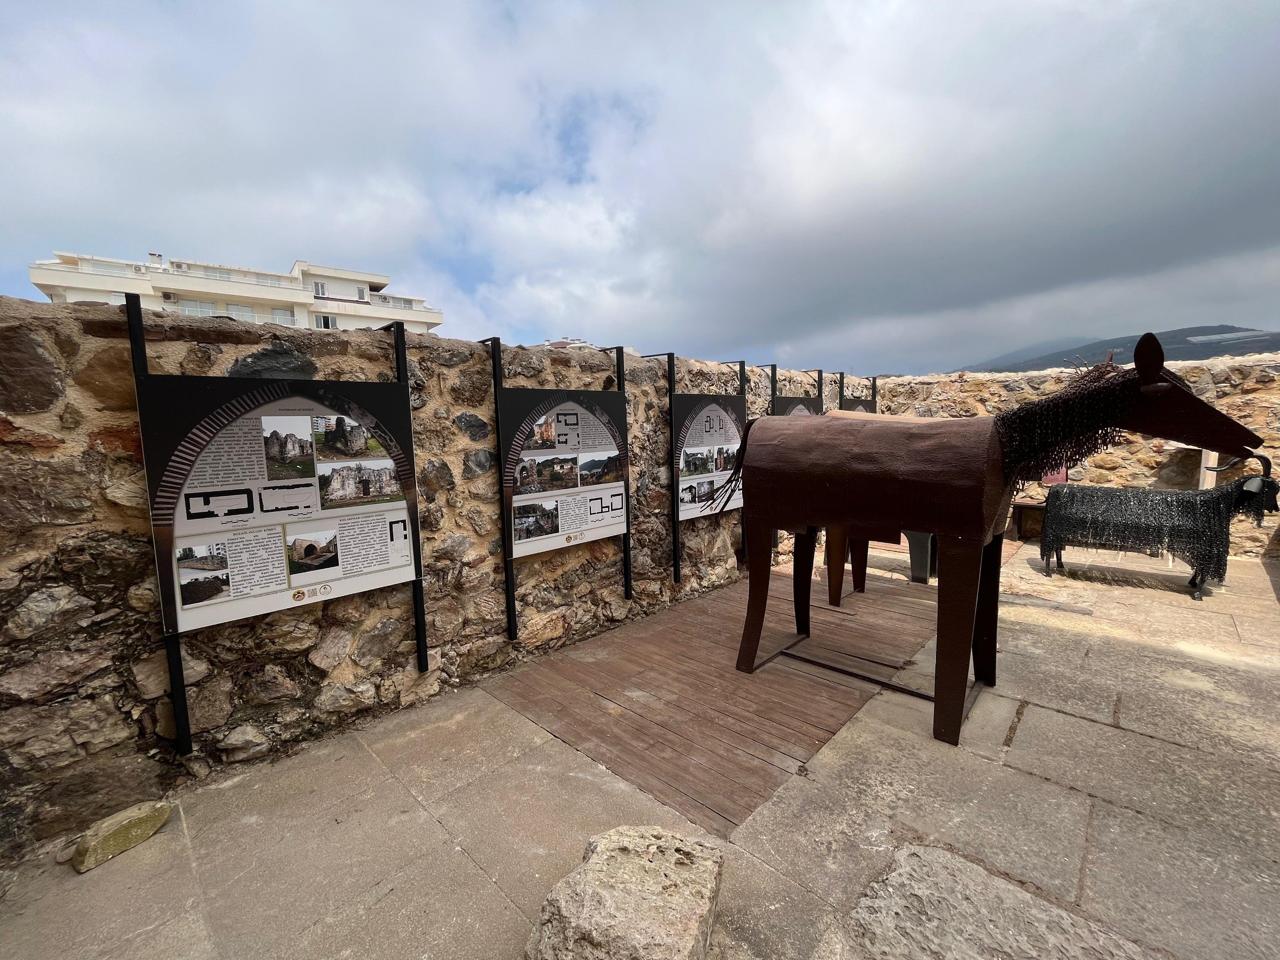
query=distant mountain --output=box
[966,325,1280,373]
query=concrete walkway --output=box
[2,545,1278,959]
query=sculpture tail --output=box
[711,417,756,514]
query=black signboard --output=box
[126,294,426,754]
[647,355,747,582]
[764,364,824,416]
[486,338,632,642]
[838,372,878,413]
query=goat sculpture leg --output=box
[934,537,984,745]
[793,527,818,636]
[971,534,1003,687]
[825,525,848,606]
[736,518,775,673]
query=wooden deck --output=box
[485,565,941,837]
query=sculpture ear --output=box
[1134,333,1164,384]
[1244,478,1263,494]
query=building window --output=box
[315,314,338,330]
[203,267,232,281]
[227,303,255,322]
[271,308,295,326]
[356,286,366,301]
[178,299,215,317]
[313,281,326,297]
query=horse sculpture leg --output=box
[850,538,869,593]
[825,525,848,606]
[1055,549,1065,572]
[736,519,775,673]
[933,536,984,745]
[793,526,818,636]
[971,534,1002,687]
[1189,571,1203,601]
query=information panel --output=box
[773,395,823,416]
[132,344,421,636]
[672,394,746,521]
[497,390,630,558]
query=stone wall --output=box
[1,295,1276,861]
[0,297,801,860]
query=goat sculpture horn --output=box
[1207,453,1272,477]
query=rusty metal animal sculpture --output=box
[1040,455,1277,599]
[723,334,1264,744]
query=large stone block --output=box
[527,826,724,960]
[814,845,1155,959]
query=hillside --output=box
[967,325,1280,372]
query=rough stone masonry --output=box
[0,296,1275,862]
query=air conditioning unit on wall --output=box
[132,264,146,274]
[162,292,178,303]
[172,262,188,272]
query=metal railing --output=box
[31,260,307,290]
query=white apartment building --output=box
[29,251,443,335]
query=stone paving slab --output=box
[197,777,450,956]
[1091,638,1280,768]
[0,821,204,960]
[427,736,706,919]
[735,697,1090,904]
[1006,705,1280,861]
[1082,801,1280,960]
[813,845,1159,960]
[285,836,532,960]
[709,845,835,960]
[357,686,552,805]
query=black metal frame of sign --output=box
[838,373,878,413]
[764,364,824,416]
[126,294,428,755]
[484,337,633,644]
[644,354,748,583]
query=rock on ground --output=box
[814,845,1157,960]
[71,800,173,873]
[527,826,724,960]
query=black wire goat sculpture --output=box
[1041,455,1277,599]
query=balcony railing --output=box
[32,260,306,290]
[176,306,299,326]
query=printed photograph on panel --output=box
[513,454,578,495]
[514,500,559,542]
[312,415,386,462]
[287,530,340,575]
[317,459,405,509]
[177,542,231,606]
[262,415,317,480]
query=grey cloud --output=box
[1,1,1277,373]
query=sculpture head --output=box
[1111,333,1263,460]
[1209,454,1279,522]
[996,332,1264,485]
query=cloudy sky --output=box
[2,1,1278,373]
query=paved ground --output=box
[2,543,1278,959]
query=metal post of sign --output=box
[838,372,845,407]
[870,376,878,409]
[607,346,635,600]
[382,320,430,673]
[803,369,824,411]
[483,337,520,644]
[126,293,194,756]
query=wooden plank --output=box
[488,680,736,837]
[544,657,795,787]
